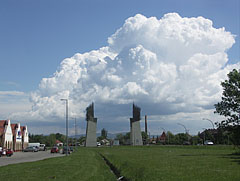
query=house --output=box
[100,139,110,146]
[0,120,13,149]
[11,123,22,151]
[0,120,29,151]
[21,126,29,149]
[56,140,63,147]
[159,132,167,143]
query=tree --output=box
[101,128,107,139]
[141,131,148,144]
[214,69,240,146]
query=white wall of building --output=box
[4,120,13,149]
[23,126,29,143]
[15,123,22,143]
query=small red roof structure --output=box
[11,124,18,134]
[0,120,7,136]
[158,132,167,143]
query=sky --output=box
[0,0,239,136]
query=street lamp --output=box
[71,117,78,150]
[177,123,188,134]
[177,123,190,142]
[202,118,214,129]
[61,99,69,156]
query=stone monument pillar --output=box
[85,103,97,147]
[130,104,143,146]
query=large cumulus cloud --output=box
[13,13,239,131]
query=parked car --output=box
[204,140,214,145]
[39,144,46,151]
[62,147,71,154]
[51,146,59,153]
[69,146,74,152]
[0,148,13,157]
[6,149,13,157]
[23,146,38,152]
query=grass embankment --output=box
[0,149,116,181]
[0,146,239,181]
[97,146,240,181]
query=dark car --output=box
[23,146,38,152]
[62,147,71,154]
[69,146,74,152]
[51,146,59,153]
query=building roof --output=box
[0,120,7,136]
[56,140,62,144]
[21,126,26,135]
[11,124,18,134]
[159,132,167,140]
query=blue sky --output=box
[0,0,239,91]
[0,0,239,135]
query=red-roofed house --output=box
[0,120,13,149]
[11,123,22,151]
[56,140,63,147]
[159,132,167,143]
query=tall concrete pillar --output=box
[130,104,143,146]
[85,103,97,147]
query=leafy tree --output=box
[214,69,240,146]
[166,131,175,144]
[116,133,124,145]
[101,128,108,139]
[141,131,148,144]
[174,133,189,145]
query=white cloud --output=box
[10,13,240,134]
[0,91,31,119]
[0,91,25,96]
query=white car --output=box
[204,140,214,145]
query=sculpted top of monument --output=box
[86,102,96,122]
[132,104,141,122]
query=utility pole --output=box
[61,99,68,156]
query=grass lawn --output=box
[0,148,116,181]
[0,146,239,181]
[97,145,240,181]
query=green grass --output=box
[97,145,240,181]
[0,148,116,181]
[0,146,239,181]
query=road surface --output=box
[0,151,64,167]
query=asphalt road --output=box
[0,151,64,167]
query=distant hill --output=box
[69,132,129,139]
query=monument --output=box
[130,104,143,146]
[85,102,97,147]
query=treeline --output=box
[29,133,66,147]
[115,129,236,145]
[29,133,86,147]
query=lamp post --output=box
[203,118,217,144]
[202,118,214,129]
[177,123,188,134]
[71,117,77,150]
[177,123,190,143]
[61,99,68,156]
